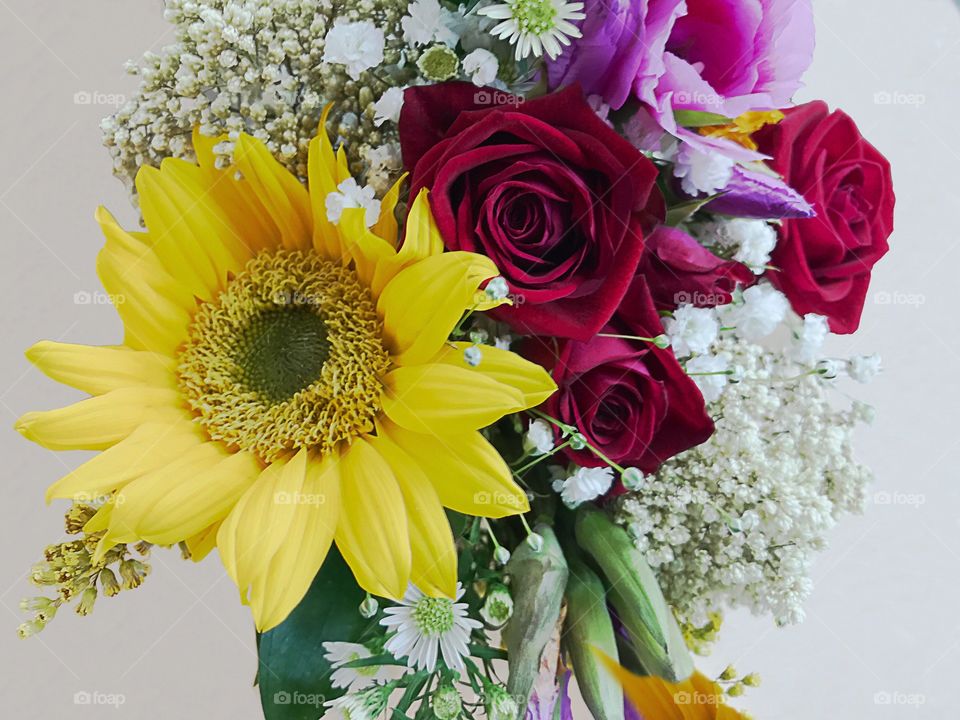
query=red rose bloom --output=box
[638,225,755,311]
[754,101,894,333]
[399,83,663,340]
[529,281,714,478]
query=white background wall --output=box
[0,1,956,717]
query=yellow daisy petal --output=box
[433,342,557,407]
[379,420,529,519]
[379,251,498,366]
[234,134,312,251]
[370,432,457,598]
[335,438,411,599]
[26,342,177,395]
[250,455,341,631]
[382,363,526,435]
[15,387,185,451]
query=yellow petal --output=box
[380,251,498,366]
[369,433,457,598]
[117,448,263,546]
[335,439,411,599]
[96,207,193,354]
[308,106,345,260]
[372,172,408,245]
[339,207,400,295]
[379,420,529,518]
[397,189,444,264]
[251,455,341,631]
[158,157,257,271]
[45,420,204,503]
[432,342,557,408]
[217,450,309,603]
[135,165,223,298]
[15,387,185,451]
[595,651,684,720]
[184,521,221,562]
[26,342,177,395]
[191,126,226,169]
[234,134,311,251]
[382,363,526,435]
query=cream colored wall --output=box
[1,2,956,718]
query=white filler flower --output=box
[381,583,482,674]
[479,0,585,60]
[374,87,406,127]
[664,304,719,357]
[326,178,382,228]
[463,48,500,86]
[323,20,385,80]
[322,641,394,691]
[402,0,460,47]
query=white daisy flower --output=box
[326,178,382,228]
[380,583,482,674]
[324,685,391,720]
[478,0,585,61]
[322,641,394,691]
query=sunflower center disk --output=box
[178,250,391,462]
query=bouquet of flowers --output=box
[16,1,894,718]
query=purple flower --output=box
[549,0,815,135]
[705,165,816,219]
[546,0,685,110]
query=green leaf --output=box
[664,193,723,227]
[673,110,732,128]
[258,549,372,720]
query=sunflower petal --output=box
[432,342,557,408]
[185,521,222,562]
[339,207,399,294]
[372,172,408,245]
[234,134,312,251]
[250,454,341,631]
[44,420,204,503]
[370,432,457,598]
[26,342,177,395]
[15,388,185,451]
[397,189,443,263]
[217,450,309,603]
[308,106,345,260]
[335,438,410,599]
[379,251,498,366]
[120,449,263,546]
[379,420,529,519]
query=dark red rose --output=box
[754,101,894,333]
[527,280,713,479]
[638,225,755,311]
[399,83,663,340]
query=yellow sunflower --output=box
[16,109,555,632]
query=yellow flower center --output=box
[177,250,391,462]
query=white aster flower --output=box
[720,283,789,341]
[463,48,500,86]
[790,314,830,365]
[322,641,394,691]
[324,685,391,720]
[673,143,735,196]
[323,20,385,80]
[847,354,882,383]
[524,419,554,456]
[374,87,406,127]
[381,583,482,674]
[685,353,731,404]
[479,0,585,61]
[326,178,382,228]
[556,466,615,507]
[402,0,460,47]
[663,304,719,357]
